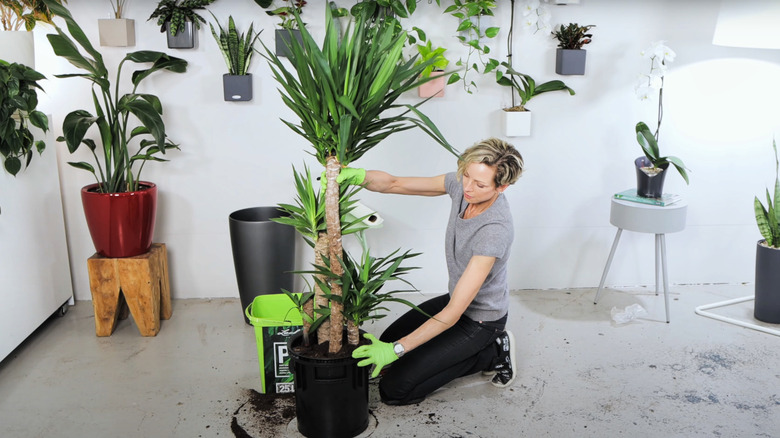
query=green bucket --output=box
[245,293,303,394]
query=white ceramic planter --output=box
[503,109,531,137]
[98,18,135,47]
[0,31,35,68]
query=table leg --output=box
[595,228,623,304]
[660,234,670,323]
[655,234,661,296]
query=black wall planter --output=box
[275,29,303,58]
[635,156,669,198]
[223,74,252,101]
[166,21,194,49]
[755,241,780,323]
[229,207,295,324]
[289,331,369,438]
[555,48,586,75]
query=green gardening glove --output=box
[351,333,398,378]
[320,167,367,192]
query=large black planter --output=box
[635,156,669,198]
[755,240,780,323]
[289,331,369,438]
[229,207,295,324]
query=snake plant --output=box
[209,13,261,75]
[755,139,780,248]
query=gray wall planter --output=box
[166,21,195,49]
[223,74,253,101]
[275,29,303,58]
[229,207,295,324]
[556,48,587,75]
[754,241,780,323]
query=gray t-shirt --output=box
[444,172,513,322]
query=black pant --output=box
[378,294,507,405]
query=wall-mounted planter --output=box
[503,109,531,137]
[418,71,446,98]
[223,74,253,101]
[166,21,195,49]
[0,31,35,68]
[98,18,135,47]
[555,49,587,75]
[275,29,302,58]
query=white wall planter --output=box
[223,74,253,101]
[555,49,587,75]
[0,119,73,362]
[418,71,446,98]
[98,18,135,47]
[503,109,531,137]
[0,31,35,68]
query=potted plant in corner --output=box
[98,0,135,47]
[209,13,261,102]
[551,22,594,75]
[43,0,188,258]
[495,62,575,137]
[147,0,217,49]
[753,138,780,324]
[263,8,458,438]
[634,41,689,198]
[0,0,66,68]
[255,0,306,58]
[0,60,49,214]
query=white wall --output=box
[29,0,780,301]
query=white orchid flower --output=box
[523,0,541,15]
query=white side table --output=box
[594,198,688,322]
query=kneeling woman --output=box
[349,138,524,405]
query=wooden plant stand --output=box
[87,243,172,336]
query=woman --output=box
[348,137,524,406]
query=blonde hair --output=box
[456,138,524,187]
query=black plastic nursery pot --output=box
[754,241,780,323]
[288,331,370,438]
[635,156,669,198]
[229,206,295,324]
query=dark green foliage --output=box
[147,0,217,36]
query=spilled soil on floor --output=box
[231,389,296,438]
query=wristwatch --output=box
[392,341,405,358]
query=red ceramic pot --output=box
[81,182,157,258]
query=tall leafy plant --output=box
[755,139,780,249]
[208,13,261,75]
[264,8,457,354]
[0,0,65,31]
[43,0,188,193]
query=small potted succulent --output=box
[551,22,594,75]
[209,13,261,101]
[495,62,575,137]
[634,41,689,197]
[147,0,217,49]
[753,139,780,323]
[98,0,135,47]
[255,0,306,57]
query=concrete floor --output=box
[0,284,778,438]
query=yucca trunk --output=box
[325,156,344,353]
[347,320,359,346]
[314,231,330,345]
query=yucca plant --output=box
[43,0,187,193]
[208,13,261,75]
[263,8,457,354]
[755,139,780,249]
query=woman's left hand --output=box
[352,333,398,378]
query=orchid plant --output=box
[634,41,689,184]
[520,0,551,34]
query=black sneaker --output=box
[491,331,516,387]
